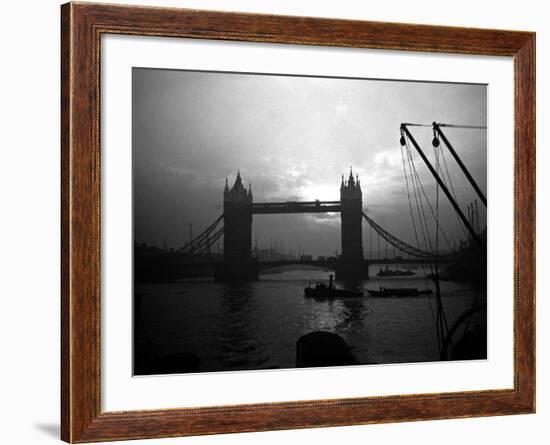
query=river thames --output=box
[134,265,485,375]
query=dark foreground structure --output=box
[296,331,358,368]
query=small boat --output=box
[367,287,433,297]
[304,275,363,299]
[376,266,415,277]
[305,284,363,298]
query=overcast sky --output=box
[133,68,487,257]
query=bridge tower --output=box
[215,172,258,281]
[337,169,367,280]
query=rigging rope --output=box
[438,124,487,129]
[405,139,454,253]
[400,141,437,322]
[438,143,469,243]
[405,140,435,255]
[433,140,451,350]
[402,122,487,129]
[400,144,423,258]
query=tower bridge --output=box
[156,123,485,283]
[177,170,452,282]
[216,170,367,281]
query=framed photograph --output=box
[61,2,535,442]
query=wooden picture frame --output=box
[61,2,535,442]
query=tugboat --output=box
[304,275,363,299]
[376,266,415,277]
[367,286,433,297]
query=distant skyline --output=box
[133,68,487,257]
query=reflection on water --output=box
[134,267,485,375]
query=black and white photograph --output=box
[132,68,487,376]
[2,0,544,443]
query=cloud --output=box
[133,68,487,254]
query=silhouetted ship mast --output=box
[400,121,487,360]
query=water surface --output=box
[134,266,485,374]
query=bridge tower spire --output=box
[337,169,366,280]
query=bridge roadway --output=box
[252,201,341,214]
[181,257,454,269]
[256,257,453,269]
